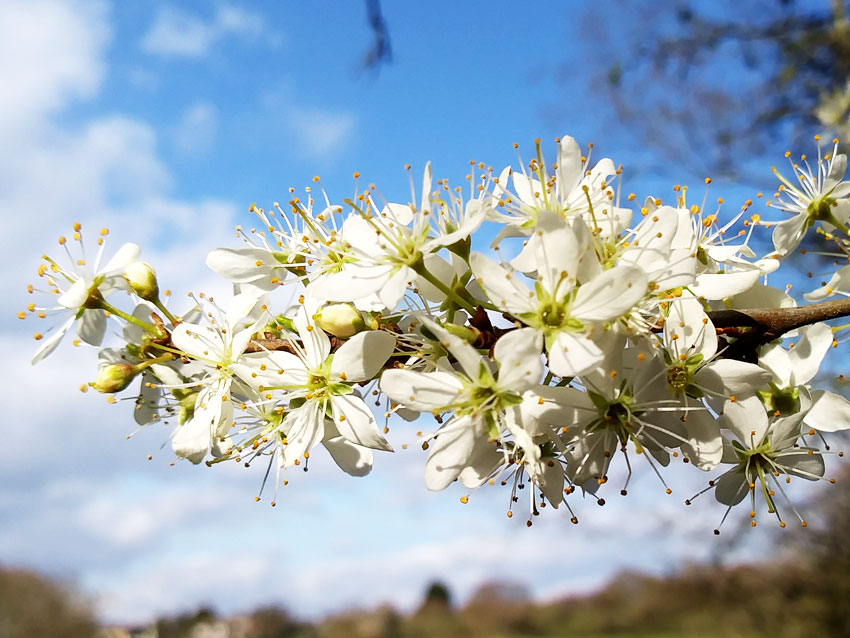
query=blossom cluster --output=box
[23,135,850,530]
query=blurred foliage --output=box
[246,605,314,638]
[0,566,98,638]
[586,0,850,176]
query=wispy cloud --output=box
[288,107,357,160]
[0,0,108,139]
[141,4,265,58]
[173,102,219,155]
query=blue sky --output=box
[0,0,834,626]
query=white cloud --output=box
[173,103,219,155]
[0,0,108,140]
[288,108,356,160]
[141,5,264,58]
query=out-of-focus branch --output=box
[362,0,392,69]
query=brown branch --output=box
[238,299,850,365]
[708,296,850,361]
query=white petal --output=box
[805,264,850,301]
[776,449,825,480]
[458,440,503,489]
[58,278,89,309]
[469,252,533,315]
[414,255,457,302]
[280,402,324,467]
[424,417,480,491]
[225,290,266,330]
[76,308,106,346]
[171,323,225,361]
[787,323,832,385]
[690,270,761,300]
[511,173,540,207]
[383,202,414,227]
[379,369,463,412]
[330,393,392,451]
[308,264,392,304]
[232,351,307,390]
[377,266,411,310]
[769,412,805,449]
[695,359,773,396]
[134,371,161,425]
[493,328,543,390]
[295,312,331,370]
[519,386,594,438]
[556,135,582,197]
[733,282,796,309]
[172,383,229,465]
[529,456,565,508]
[758,343,793,387]
[101,243,141,274]
[805,390,850,432]
[620,206,678,274]
[572,266,647,321]
[532,212,579,295]
[331,330,396,382]
[714,470,748,506]
[720,395,769,445]
[772,216,807,256]
[664,294,717,360]
[422,318,483,380]
[31,315,75,364]
[172,416,210,464]
[206,247,276,283]
[547,332,604,378]
[679,407,722,471]
[323,434,373,477]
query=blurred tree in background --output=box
[0,566,98,638]
[790,456,850,637]
[589,0,850,176]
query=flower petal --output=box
[322,433,373,477]
[493,328,543,390]
[76,308,106,346]
[206,247,277,283]
[330,393,393,451]
[380,369,464,412]
[331,330,396,382]
[31,315,75,364]
[714,470,748,506]
[805,390,850,432]
[787,322,832,385]
[720,395,769,444]
[572,266,647,321]
[424,416,480,491]
[664,294,717,360]
[695,359,772,397]
[101,243,141,274]
[57,278,88,309]
[469,252,533,315]
[547,332,604,378]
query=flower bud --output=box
[125,261,159,300]
[90,363,136,393]
[314,303,365,337]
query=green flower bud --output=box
[90,363,136,393]
[314,303,365,337]
[125,261,159,300]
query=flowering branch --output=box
[22,134,850,531]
